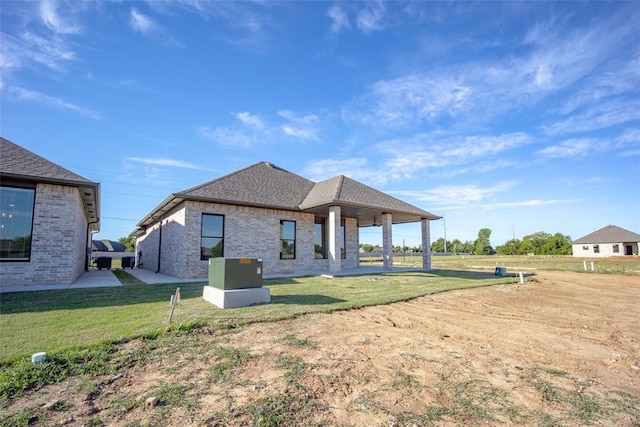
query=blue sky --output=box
[2,1,639,249]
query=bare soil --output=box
[4,271,640,426]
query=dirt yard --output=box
[4,271,640,426]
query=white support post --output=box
[329,206,342,274]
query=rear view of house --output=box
[0,138,100,288]
[572,225,640,257]
[131,162,440,278]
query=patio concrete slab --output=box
[0,269,122,293]
[125,268,206,284]
[0,265,428,293]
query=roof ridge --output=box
[177,161,270,195]
[333,175,345,202]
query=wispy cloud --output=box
[304,158,385,183]
[39,0,80,34]
[343,73,472,130]
[390,183,578,211]
[129,8,184,47]
[130,8,160,34]
[327,5,351,35]
[542,98,640,136]
[8,86,100,119]
[236,112,265,129]
[391,182,516,205]
[199,109,321,147]
[1,31,75,72]
[342,9,639,133]
[381,132,532,173]
[537,138,596,158]
[126,157,209,170]
[356,1,387,34]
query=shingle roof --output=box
[0,137,93,184]
[1,137,101,230]
[92,239,127,252]
[573,225,640,244]
[134,162,439,231]
[178,162,316,210]
[301,175,436,218]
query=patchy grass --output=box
[0,270,513,364]
[280,333,317,349]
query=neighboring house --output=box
[91,239,130,263]
[572,225,640,257]
[0,138,100,287]
[131,162,440,278]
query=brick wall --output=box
[135,201,361,279]
[0,183,88,286]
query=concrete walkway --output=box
[0,265,427,293]
[0,268,122,293]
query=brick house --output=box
[572,225,640,257]
[0,138,100,287]
[131,162,439,278]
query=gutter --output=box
[156,218,163,273]
[85,220,100,271]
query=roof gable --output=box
[0,137,93,184]
[1,137,100,231]
[134,162,440,232]
[573,225,640,244]
[178,162,315,210]
[301,175,437,218]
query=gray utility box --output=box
[208,258,263,290]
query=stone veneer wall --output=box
[135,201,361,279]
[0,183,88,286]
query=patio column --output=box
[329,205,341,274]
[421,218,432,270]
[382,213,393,271]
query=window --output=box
[0,186,35,261]
[613,244,620,253]
[582,245,589,251]
[340,219,346,259]
[593,244,600,254]
[280,220,296,259]
[201,214,224,260]
[314,218,326,259]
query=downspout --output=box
[85,220,100,271]
[156,219,163,273]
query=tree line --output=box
[359,228,573,256]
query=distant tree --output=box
[431,237,447,253]
[496,239,522,255]
[118,236,135,252]
[495,232,572,255]
[474,228,495,255]
[543,233,572,255]
[461,240,475,253]
[361,243,374,253]
[521,232,551,255]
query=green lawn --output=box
[379,254,640,274]
[0,270,513,364]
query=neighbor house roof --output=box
[0,137,100,230]
[573,225,640,244]
[134,161,439,232]
[92,239,127,252]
